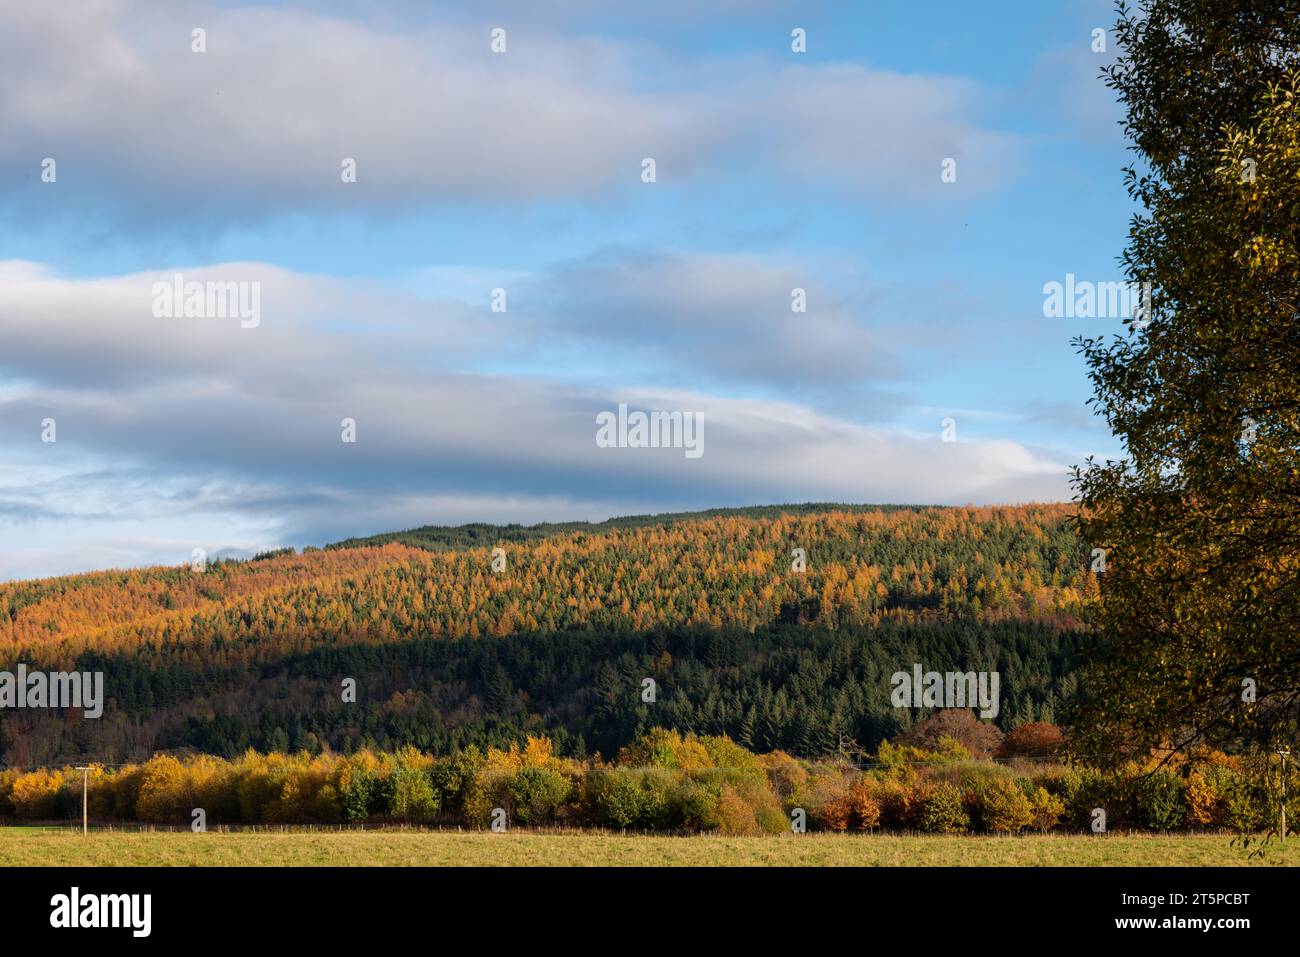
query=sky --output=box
[0,0,1137,580]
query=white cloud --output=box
[0,259,1073,578]
[0,0,1018,226]
[0,257,1076,579]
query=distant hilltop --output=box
[323,502,1044,553]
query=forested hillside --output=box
[0,505,1093,766]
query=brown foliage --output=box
[897,709,1005,759]
[847,779,881,830]
[996,722,1065,759]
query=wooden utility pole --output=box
[1280,750,1291,844]
[75,765,91,835]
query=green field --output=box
[0,829,1293,867]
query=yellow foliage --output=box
[11,769,65,819]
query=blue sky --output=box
[0,0,1136,579]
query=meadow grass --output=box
[0,828,1294,867]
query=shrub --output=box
[1135,771,1185,831]
[308,783,344,823]
[108,764,146,820]
[918,782,969,833]
[1029,786,1065,832]
[382,761,437,821]
[874,776,921,830]
[338,761,378,822]
[1188,764,1267,831]
[980,778,1033,833]
[234,754,286,823]
[252,756,337,825]
[675,779,722,831]
[755,800,791,834]
[135,755,192,823]
[1030,766,1079,802]
[188,755,239,823]
[10,769,64,819]
[1185,770,1217,827]
[461,768,510,827]
[713,773,787,835]
[632,769,680,829]
[0,768,18,816]
[1215,766,1267,832]
[1065,767,1117,831]
[717,786,762,835]
[818,797,852,830]
[801,769,853,831]
[429,746,483,817]
[508,767,572,824]
[757,750,807,801]
[847,778,881,830]
[584,768,677,829]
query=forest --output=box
[0,504,1092,767]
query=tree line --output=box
[2,729,1283,836]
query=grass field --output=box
[0,828,1294,866]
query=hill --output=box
[0,504,1093,766]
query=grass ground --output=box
[0,828,1293,866]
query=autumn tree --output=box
[1070,0,1300,765]
[996,722,1065,759]
[897,709,1005,759]
[979,779,1033,834]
